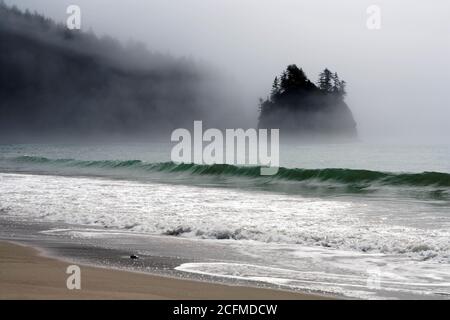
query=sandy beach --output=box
[0,241,322,300]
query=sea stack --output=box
[258,65,357,139]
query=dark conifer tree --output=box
[279,71,288,94]
[332,72,339,93]
[271,76,280,99]
[318,68,333,93]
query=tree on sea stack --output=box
[318,68,333,93]
[271,77,280,99]
[329,72,347,98]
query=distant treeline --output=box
[0,3,356,142]
[258,65,357,137]
[0,3,236,141]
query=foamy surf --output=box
[1,172,448,262]
[1,143,449,299]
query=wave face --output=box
[7,155,450,190]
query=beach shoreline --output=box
[0,241,324,300]
[1,167,447,299]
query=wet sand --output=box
[0,241,323,299]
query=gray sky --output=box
[7,0,450,142]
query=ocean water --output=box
[0,142,449,299]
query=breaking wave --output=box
[8,155,450,189]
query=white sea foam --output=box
[1,172,449,261]
[1,172,449,298]
[175,259,450,299]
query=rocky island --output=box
[258,65,357,138]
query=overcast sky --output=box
[7,0,450,142]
